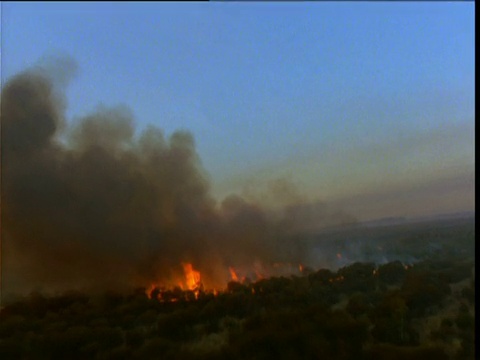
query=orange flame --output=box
[229,266,239,282]
[182,263,201,291]
[146,283,157,299]
[146,260,328,301]
[254,270,264,280]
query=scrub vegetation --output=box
[0,219,474,360]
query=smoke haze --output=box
[1,60,355,296]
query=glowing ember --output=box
[329,275,345,283]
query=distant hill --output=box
[361,211,475,228]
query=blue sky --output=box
[1,2,475,220]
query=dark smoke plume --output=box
[1,59,355,296]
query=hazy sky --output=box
[1,2,475,221]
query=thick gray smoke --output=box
[1,60,355,296]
